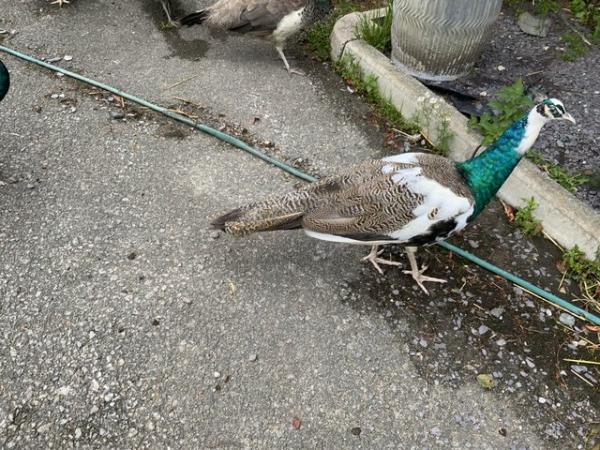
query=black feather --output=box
[178,10,210,26]
[406,219,458,246]
[339,232,394,242]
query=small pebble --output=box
[110,111,125,120]
[468,240,480,249]
[571,365,587,374]
[478,325,490,335]
[496,338,507,347]
[213,371,220,378]
[350,427,362,436]
[559,313,575,327]
[525,358,535,369]
[248,353,258,362]
[497,65,506,71]
[489,306,504,318]
[419,338,428,348]
[538,397,547,404]
[64,55,73,61]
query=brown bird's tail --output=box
[211,191,313,235]
[178,10,210,26]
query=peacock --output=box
[0,59,10,103]
[212,99,575,294]
[177,0,330,75]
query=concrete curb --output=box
[331,10,600,259]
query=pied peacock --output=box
[212,99,575,294]
[0,59,10,103]
[177,0,329,75]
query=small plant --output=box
[306,1,358,61]
[561,246,600,304]
[435,116,453,156]
[355,2,393,54]
[414,93,455,156]
[561,32,588,61]
[526,149,589,193]
[333,56,420,135]
[566,0,600,42]
[514,197,542,236]
[469,80,534,146]
[506,0,558,16]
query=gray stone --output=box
[559,313,576,327]
[518,12,551,37]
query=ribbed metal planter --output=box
[391,0,503,81]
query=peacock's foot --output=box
[362,245,402,275]
[51,0,70,6]
[403,265,447,295]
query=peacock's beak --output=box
[562,113,576,124]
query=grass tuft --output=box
[354,2,393,54]
[514,197,542,236]
[305,2,358,61]
[526,149,589,193]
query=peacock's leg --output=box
[362,245,402,274]
[160,0,178,28]
[403,246,447,295]
[275,46,305,76]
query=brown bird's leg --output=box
[160,0,178,28]
[362,245,402,274]
[275,46,305,76]
[403,246,447,295]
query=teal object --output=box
[0,59,9,102]
[438,241,600,326]
[457,117,526,218]
[1,44,597,326]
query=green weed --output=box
[514,197,542,236]
[469,80,534,146]
[305,2,358,61]
[355,2,393,54]
[561,246,600,305]
[333,56,420,134]
[526,149,589,193]
[561,32,588,61]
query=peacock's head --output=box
[534,98,576,124]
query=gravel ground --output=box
[0,1,599,449]
[444,7,600,210]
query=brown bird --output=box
[176,0,330,74]
[212,100,575,294]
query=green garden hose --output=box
[1,44,598,326]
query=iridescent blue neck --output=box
[457,116,529,218]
